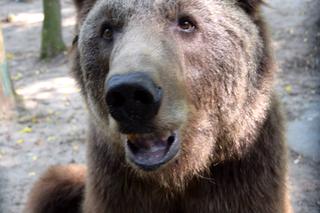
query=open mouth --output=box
[125,131,180,171]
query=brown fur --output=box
[25,0,291,212]
[24,165,86,213]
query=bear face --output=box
[72,0,273,188]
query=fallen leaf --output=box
[294,155,302,164]
[72,144,79,151]
[12,72,23,81]
[45,117,52,123]
[31,117,38,124]
[284,84,292,94]
[47,136,56,142]
[6,14,17,23]
[35,139,44,146]
[17,139,25,144]
[288,28,294,34]
[6,52,15,60]
[28,172,36,177]
[18,115,32,123]
[19,127,32,134]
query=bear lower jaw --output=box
[125,131,180,171]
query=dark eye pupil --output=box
[178,17,195,32]
[103,28,113,40]
[181,21,191,29]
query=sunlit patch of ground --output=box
[16,76,79,109]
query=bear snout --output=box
[105,72,163,133]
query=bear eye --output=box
[177,16,196,33]
[101,25,113,41]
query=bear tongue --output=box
[126,132,179,168]
[127,135,168,153]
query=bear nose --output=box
[105,72,162,124]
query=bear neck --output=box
[84,96,287,212]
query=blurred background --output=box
[0,0,319,212]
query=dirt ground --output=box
[0,0,319,212]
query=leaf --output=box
[6,52,15,61]
[12,72,23,81]
[47,136,56,142]
[284,84,292,94]
[28,172,36,177]
[19,127,33,133]
[6,13,17,23]
[31,117,38,124]
[17,139,25,144]
[72,144,79,151]
[294,155,302,164]
[46,117,52,123]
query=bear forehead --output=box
[90,0,237,19]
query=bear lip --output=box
[125,131,180,171]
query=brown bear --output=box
[25,0,292,212]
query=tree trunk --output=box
[0,23,16,119]
[40,0,66,59]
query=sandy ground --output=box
[0,0,319,212]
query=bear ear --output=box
[238,0,263,13]
[73,0,85,12]
[73,0,96,13]
[73,0,96,26]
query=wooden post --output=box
[0,23,16,119]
